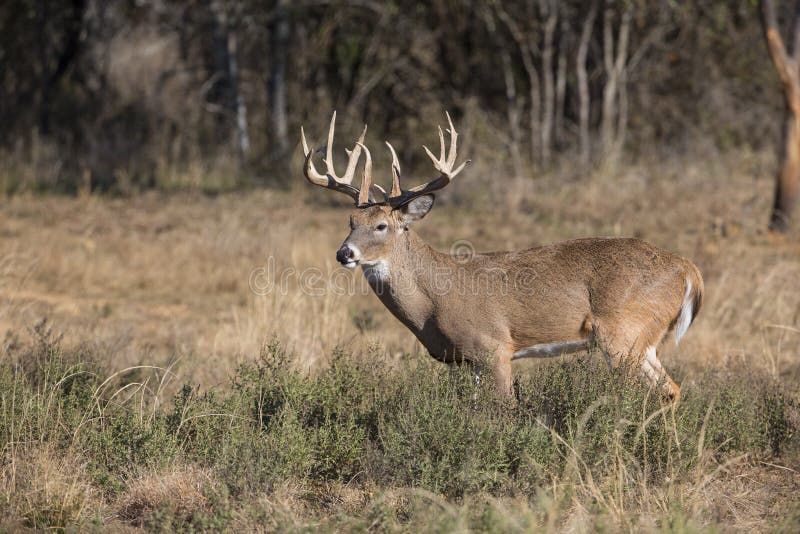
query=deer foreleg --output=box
[492,348,514,398]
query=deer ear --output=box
[397,194,435,224]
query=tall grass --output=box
[0,332,796,531]
[1,149,799,530]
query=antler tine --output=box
[395,111,469,203]
[422,125,446,169]
[301,126,328,187]
[340,125,367,185]
[355,142,373,206]
[300,113,370,203]
[445,111,458,168]
[385,141,402,198]
[324,111,337,178]
[438,124,446,162]
[301,126,311,157]
[304,111,468,207]
[322,112,366,186]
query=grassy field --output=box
[1,150,799,531]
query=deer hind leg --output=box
[642,345,680,400]
[592,322,680,400]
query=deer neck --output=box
[360,230,449,331]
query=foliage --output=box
[0,0,780,193]
[0,333,796,530]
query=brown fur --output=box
[339,202,704,398]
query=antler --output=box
[301,111,373,205]
[301,111,469,208]
[383,111,470,207]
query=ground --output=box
[1,151,799,531]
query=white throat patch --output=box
[361,260,390,283]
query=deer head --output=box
[301,112,470,270]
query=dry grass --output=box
[0,149,799,530]
[0,149,797,384]
[117,465,221,526]
[0,445,101,530]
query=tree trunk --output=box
[37,0,50,135]
[210,8,233,109]
[268,0,290,156]
[600,6,615,152]
[38,0,87,136]
[773,107,800,231]
[484,5,523,176]
[210,2,248,161]
[613,8,631,159]
[554,26,567,147]
[527,62,542,168]
[501,49,523,177]
[495,5,541,167]
[761,0,800,232]
[540,0,557,168]
[615,60,628,156]
[577,1,597,167]
[227,31,250,161]
[601,3,631,160]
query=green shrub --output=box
[0,334,796,529]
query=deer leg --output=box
[601,350,614,370]
[596,324,680,401]
[592,325,634,370]
[643,346,680,400]
[447,362,459,381]
[448,359,483,388]
[492,350,514,398]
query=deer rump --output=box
[502,237,703,362]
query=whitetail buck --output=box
[301,112,703,399]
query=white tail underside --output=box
[675,277,693,344]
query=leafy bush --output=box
[0,334,796,530]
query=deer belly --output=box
[413,321,465,363]
[417,318,510,364]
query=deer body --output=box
[301,112,703,399]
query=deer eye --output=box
[375,223,388,231]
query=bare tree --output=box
[554,17,568,147]
[540,0,558,168]
[483,6,523,177]
[760,0,800,232]
[501,49,524,177]
[268,0,290,156]
[228,30,250,160]
[576,0,598,166]
[37,0,88,136]
[210,1,249,161]
[600,1,631,160]
[495,3,541,167]
[0,0,779,192]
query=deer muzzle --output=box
[336,244,360,268]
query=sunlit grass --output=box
[0,334,796,531]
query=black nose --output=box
[336,245,354,264]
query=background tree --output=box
[267,0,290,159]
[0,0,783,234]
[760,0,800,232]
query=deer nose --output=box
[336,245,355,264]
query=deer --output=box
[300,112,703,400]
